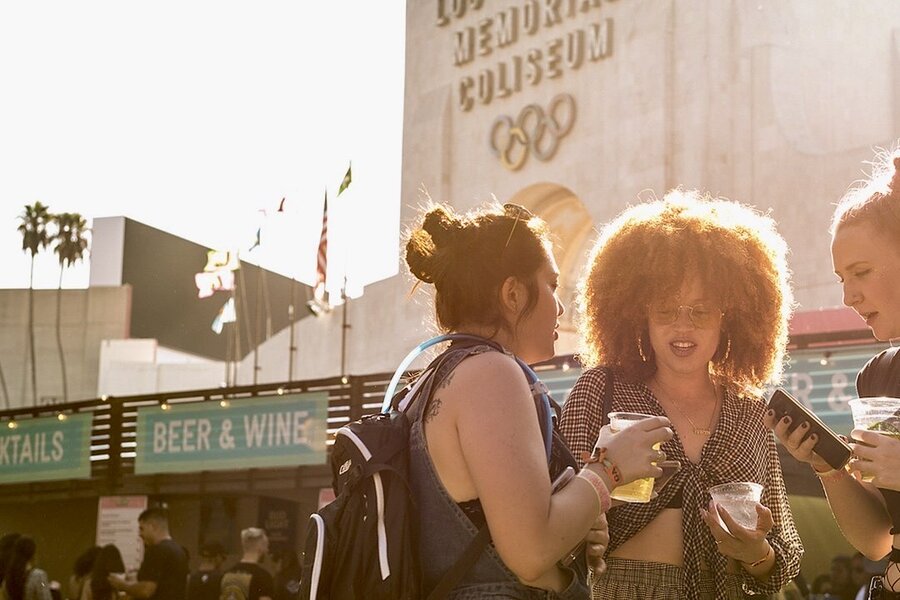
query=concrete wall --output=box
[401,0,900,309]
[0,287,130,410]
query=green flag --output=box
[338,163,352,196]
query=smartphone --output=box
[767,388,852,470]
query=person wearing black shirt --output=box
[108,507,189,600]
[220,528,274,600]
[270,548,301,600]
[186,541,226,600]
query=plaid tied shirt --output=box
[559,367,803,599]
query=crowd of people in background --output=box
[1,508,302,600]
[2,520,891,600]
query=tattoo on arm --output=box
[424,397,442,424]
[425,372,455,424]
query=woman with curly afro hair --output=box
[560,190,803,599]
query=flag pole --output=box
[227,290,236,386]
[253,267,262,385]
[224,297,231,386]
[236,260,253,383]
[288,278,296,381]
[336,162,352,382]
[340,275,349,381]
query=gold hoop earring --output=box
[637,335,648,362]
[721,335,731,362]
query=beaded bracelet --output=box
[576,467,612,514]
[580,447,623,487]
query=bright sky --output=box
[0,2,405,298]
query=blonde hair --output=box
[240,527,267,552]
[831,147,900,250]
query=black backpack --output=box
[298,334,574,600]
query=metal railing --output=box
[0,372,396,496]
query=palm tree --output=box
[52,212,89,403]
[17,201,52,406]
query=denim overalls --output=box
[407,344,588,600]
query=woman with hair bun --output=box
[767,146,900,596]
[404,201,673,599]
[561,190,802,599]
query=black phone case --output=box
[767,388,852,470]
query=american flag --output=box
[314,191,328,300]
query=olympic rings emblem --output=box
[489,94,577,171]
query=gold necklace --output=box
[655,383,720,437]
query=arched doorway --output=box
[508,183,595,357]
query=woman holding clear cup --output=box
[561,190,803,599]
[766,147,900,595]
[404,201,674,598]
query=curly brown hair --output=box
[405,202,552,336]
[577,189,793,395]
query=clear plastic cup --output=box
[848,397,900,481]
[709,482,763,531]
[607,411,659,503]
[848,397,900,434]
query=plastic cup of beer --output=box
[848,397,900,481]
[607,411,659,503]
[709,482,763,532]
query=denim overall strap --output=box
[408,344,588,600]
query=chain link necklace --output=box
[654,381,720,437]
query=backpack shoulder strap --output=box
[600,366,615,428]
[425,527,491,600]
[384,334,555,462]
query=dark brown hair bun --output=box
[404,201,552,334]
[405,205,461,284]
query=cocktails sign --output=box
[0,413,92,484]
